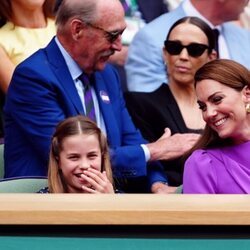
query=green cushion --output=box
[0,178,48,193]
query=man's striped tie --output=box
[79,73,96,122]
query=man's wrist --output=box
[146,142,160,161]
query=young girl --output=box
[39,115,114,193]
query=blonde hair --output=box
[48,115,113,193]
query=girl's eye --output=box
[88,153,98,160]
[68,155,79,160]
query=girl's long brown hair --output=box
[48,115,113,193]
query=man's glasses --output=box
[87,22,124,43]
[164,40,209,57]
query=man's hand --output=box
[147,128,200,161]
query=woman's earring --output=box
[246,103,250,113]
[164,62,169,77]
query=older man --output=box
[4,0,198,193]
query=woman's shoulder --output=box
[186,148,222,166]
[183,149,219,193]
[0,22,16,40]
[125,84,173,105]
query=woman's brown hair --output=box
[188,59,250,154]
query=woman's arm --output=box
[0,46,15,93]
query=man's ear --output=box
[71,19,84,40]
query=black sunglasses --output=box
[87,22,124,43]
[164,40,209,57]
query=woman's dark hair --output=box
[54,0,62,13]
[165,16,216,53]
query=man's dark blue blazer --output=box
[4,38,166,187]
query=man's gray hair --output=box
[56,0,97,32]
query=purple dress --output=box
[183,141,250,194]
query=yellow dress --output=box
[0,18,56,65]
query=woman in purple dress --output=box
[183,59,250,194]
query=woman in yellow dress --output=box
[0,0,56,93]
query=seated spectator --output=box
[125,16,217,186]
[110,0,169,91]
[54,0,169,92]
[183,59,250,194]
[0,0,56,140]
[0,0,56,93]
[125,0,250,92]
[4,0,199,194]
[39,116,115,193]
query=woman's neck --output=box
[169,80,205,130]
[11,4,46,28]
[169,80,197,105]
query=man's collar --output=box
[182,0,215,28]
[55,37,82,81]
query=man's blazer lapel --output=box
[45,38,84,115]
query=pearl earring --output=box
[246,103,250,113]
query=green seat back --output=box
[0,177,48,193]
